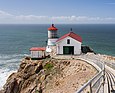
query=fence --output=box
[75,55,105,93]
[104,62,115,70]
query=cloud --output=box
[51,16,115,23]
[15,15,49,20]
[0,10,13,18]
[0,10,115,24]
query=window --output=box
[67,39,70,44]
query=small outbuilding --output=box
[30,47,46,59]
[56,32,82,55]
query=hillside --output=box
[0,57,97,93]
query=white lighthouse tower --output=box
[46,24,58,52]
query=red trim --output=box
[56,32,82,42]
[30,47,46,51]
[48,24,58,31]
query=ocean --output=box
[0,24,115,89]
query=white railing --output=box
[75,55,105,93]
[104,62,115,70]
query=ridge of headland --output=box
[0,56,97,93]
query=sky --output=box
[0,0,115,24]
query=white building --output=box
[29,24,82,58]
[30,47,46,59]
[56,32,82,55]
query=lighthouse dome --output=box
[48,24,58,31]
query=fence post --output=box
[102,61,105,93]
[89,82,92,93]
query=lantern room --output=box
[48,24,58,39]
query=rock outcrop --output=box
[1,57,97,93]
[81,46,96,54]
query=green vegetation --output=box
[35,90,39,93]
[44,63,54,70]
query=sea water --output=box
[0,24,115,89]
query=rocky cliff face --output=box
[1,57,97,93]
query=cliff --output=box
[0,57,97,93]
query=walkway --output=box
[53,53,115,93]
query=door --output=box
[63,46,74,55]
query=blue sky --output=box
[0,0,115,24]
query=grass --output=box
[44,63,54,70]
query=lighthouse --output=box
[46,24,58,52]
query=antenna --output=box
[52,24,54,27]
[70,28,72,32]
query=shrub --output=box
[44,63,54,70]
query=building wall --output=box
[56,36,81,55]
[31,51,45,58]
[48,38,58,46]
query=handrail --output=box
[75,56,105,93]
[104,62,115,70]
[76,71,103,93]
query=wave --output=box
[0,54,29,59]
[0,69,17,90]
[0,53,29,89]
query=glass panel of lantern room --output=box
[54,31,57,38]
[51,31,57,38]
[52,31,55,38]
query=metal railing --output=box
[75,55,105,93]
[104,62,115,70]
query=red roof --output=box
[56,32,82,42]
[48,24,58,31]
[30,47,46,51]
